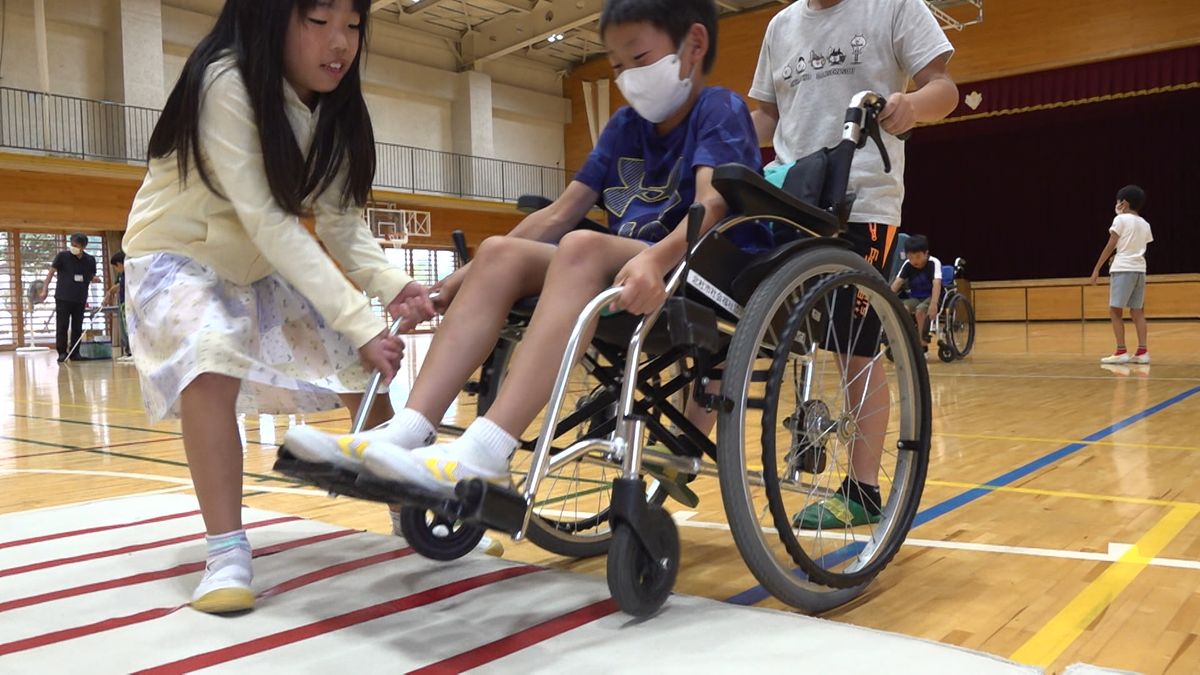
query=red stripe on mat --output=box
[0,510,202,550]
[408,598,617,674]
[0,529,357,613]
[134,566,542,674]
[0,516,299,579]
[0,541,413,657]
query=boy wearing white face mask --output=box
[40,233,98,363]
[750,0,958,529]
[285,0,770,492]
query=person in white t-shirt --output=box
[1090,185,1153,364]
[750,0,958,529]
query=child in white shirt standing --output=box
[1090,185,1153,364]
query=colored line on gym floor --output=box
[1,537,410,657]
[924,479,1200,508]
[0,508,201,550]
[725,384,1200,606]
[0,516,297,579]
[0,530,356,615]
[936,431,1200,453]
[1009,504,1200,667]
[409,598,618,674]
[133,566,543,674]
[1,436,182,461]
[9,413,182,437]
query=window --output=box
[0,230,109,350]
[369,245,459,333]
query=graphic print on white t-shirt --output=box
[750,0,953,226]
[1109,213,1153,273]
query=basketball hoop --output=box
[367,206,432,247]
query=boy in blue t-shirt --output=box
[285,0,765,491]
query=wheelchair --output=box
[274,91,933,618]
[929,258,976,363]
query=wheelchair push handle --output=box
[842,91,912,173]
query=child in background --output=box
[1090,185,1153,364]
[102,251,133,361]
[890,235,942,349]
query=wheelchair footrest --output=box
[454,479,529,536]
[273,448,380,501]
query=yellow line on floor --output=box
[1010,504,1200,668]
[938,431,1200,453]
[925,479,1200,508]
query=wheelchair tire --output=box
[397,506,486,561]
[945,294,975,359]
[718,246,931,605]
[937,345,954,363]
[606,507,679,618]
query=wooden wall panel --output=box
[1027,287,1083,321]
[563,0,1200,171]
[973,288,1026,321]
[1085,281,1200,319]
[0,167,141,232]
[0,159,525,255]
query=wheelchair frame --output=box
[929,258,976,363]
[275,91,933,618]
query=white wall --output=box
[0,0,109,100]
[0,0,572,179]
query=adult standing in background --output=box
[39,233,98,363]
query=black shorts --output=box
[820,222,898,358]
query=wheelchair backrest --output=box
[942,263,955,287]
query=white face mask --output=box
[615,46,695,124]
[69,246,83,256]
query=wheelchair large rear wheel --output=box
[718,246,931,609]
[946,294,975,359]
[478,343,668,558]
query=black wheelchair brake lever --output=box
[869,123,893,174]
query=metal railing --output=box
[0,86,569,203]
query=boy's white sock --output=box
[454,416,519,466]
[362,408,437,448]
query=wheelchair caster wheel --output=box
[937,345,954,363]
[397,506,486,561]
[607,506,679,618]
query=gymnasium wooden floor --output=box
[3,320,1199,674]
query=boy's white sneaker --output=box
[1130,352,1150,364]
[362,440,510,494]
[283,425,424,473]
[1100,352,1131,364]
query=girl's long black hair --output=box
[147,0,375,214]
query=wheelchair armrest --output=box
[516,194,553,214]
[516,194,609,235]
[712,164,840,238]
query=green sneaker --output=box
[792,494,881,530]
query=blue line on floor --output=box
[725,385,1200,606]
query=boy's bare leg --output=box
[915,307,929,346]
[404,237,557,423]
[845,354,888,485]
[1130,308,1148,348]
[1109,306,1127,349]
[485,231,650,436]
